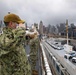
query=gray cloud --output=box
[0,0,76,26]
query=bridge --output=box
[39,38,76,75]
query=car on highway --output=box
[56,45,64,50]
[64,51,76,59]
[72,57,76,63]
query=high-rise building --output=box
[39,21,43,35]
[34,23,38,30]
[43,25,46,34]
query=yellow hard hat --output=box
[4,13,25,24]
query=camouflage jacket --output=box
[0,27,31,75]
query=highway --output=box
[41,39,76,75]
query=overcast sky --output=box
[0,0,76,26]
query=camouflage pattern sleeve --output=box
[0,27,32,75]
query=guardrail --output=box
[40,43,52,75]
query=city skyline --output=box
[0,0,76,26]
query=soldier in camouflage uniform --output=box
[0,13,31,75]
